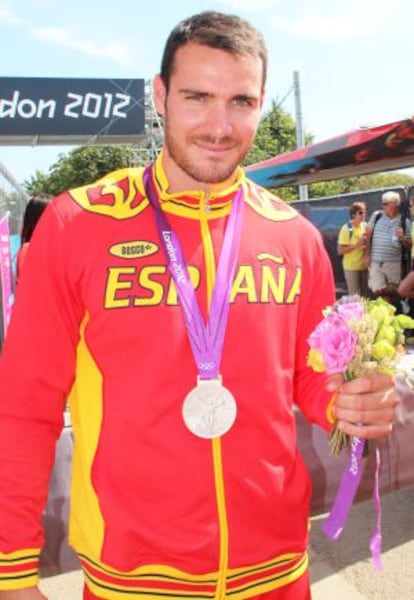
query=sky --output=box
[0,0,413,185]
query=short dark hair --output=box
[20,193,52,244]
[349,201,366,218]
[160,11,268,91]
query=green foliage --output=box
[24,145,137,197]
[24,170,52,197]
[244,99,300,167]
[308,179,352,199]
[244,100,311,201]
[341,172,414,192]
[308,171,414,200]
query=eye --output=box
[184,92,207,102]
[233,96,254,108]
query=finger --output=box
[337,420,393,439]
[335,388,398,411]
[339,373,393,394]
[334,405,395,426]
[326,373,344,392]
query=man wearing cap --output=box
[365,190,411,304]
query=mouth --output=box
[193,138,236,154]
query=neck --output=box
[159,150,238,195]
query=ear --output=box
[259,88,266,110]
[153,74,166,117]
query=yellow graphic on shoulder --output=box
[69,168,148,220]
[109,241,159,259]
[244,180,298,222]
[257,253,284,264]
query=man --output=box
[0,11,397,600]
[366,190,411,305]
[397,194,414,299]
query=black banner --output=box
[0,77,145,144]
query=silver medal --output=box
[182,376,237,439]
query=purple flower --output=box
[308,314,357,374]
[335,301,365,323]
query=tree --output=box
[341,171,414,193]
[24,145,138,197]
[244,99,302,166]
[307,171,414,201]
[244,100,312,201]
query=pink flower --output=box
[308,314,357,374]
[335,301,365,323]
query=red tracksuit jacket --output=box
[0,154,335,599]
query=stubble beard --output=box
[164,124,250,185]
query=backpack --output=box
[370,210,383,232]
[346,220,353,241]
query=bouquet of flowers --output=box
[307,294,414,570]
[307,294,414,454]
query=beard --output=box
[163,121,251,185]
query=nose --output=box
[205,102,233,138]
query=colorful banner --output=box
[0,213,13,337]
[246,117,414,188]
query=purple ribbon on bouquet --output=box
[323,436,383,571]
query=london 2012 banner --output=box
[0,77,146,145]
[0,213,12,347]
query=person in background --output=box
[0,11,397,600]
[337,201,368,296]
[406,193,414,271]
[398,269,414,298]
[16,193,51,284]
[365,190,411,306]
[397,195,414,300]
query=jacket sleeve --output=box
[0,198,85,590]
[293,226,337,431]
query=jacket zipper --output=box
[199,192,230,599]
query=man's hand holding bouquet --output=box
[307,295,414,569]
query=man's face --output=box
[154,42,264,191]
[381,198,399,217]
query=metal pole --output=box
[293,70,308,201]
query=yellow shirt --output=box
[338,221,367,270]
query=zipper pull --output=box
[204,192,211,213]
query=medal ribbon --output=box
[143,165,244,379]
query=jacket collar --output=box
[150,151,246,213]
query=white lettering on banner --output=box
[64,92,130,119]
[0,91,56,119]
[0,91,131,120]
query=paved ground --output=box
[38,484,414,599]
[310,483,414,600]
